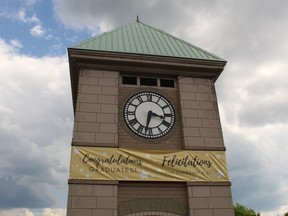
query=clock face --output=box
[123,91,175,139]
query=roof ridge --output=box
[71,21,138,47]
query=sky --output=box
[0,0,288,215]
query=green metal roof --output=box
[72,20,225,61]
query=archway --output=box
[118,198,187,216]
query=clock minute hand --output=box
[145,110,153,132]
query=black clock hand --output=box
[145,110,152,131]
[151,111,164,119]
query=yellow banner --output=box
[70,146,229,182]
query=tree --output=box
[234,203,260,216]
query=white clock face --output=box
[123,91,175,139]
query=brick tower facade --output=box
[66,20,234,216]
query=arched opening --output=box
[127,212,182,216]
[118,198,187,216]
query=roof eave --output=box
[68,48,227,112]
[68,48,226,73]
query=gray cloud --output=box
[52,0,218,35]
[224,127,288,212]
[0,42,72,209]
[53,0,288,62]
[238,99,288,126]
[0,176,56,209]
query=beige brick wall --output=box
[68,70,233,216]
[178,77,224,149]
[73,69,119,147]
[67,183,118,216]
[187,185,234,216]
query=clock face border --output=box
[123,90,176,140]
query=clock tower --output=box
[67,20,234,216]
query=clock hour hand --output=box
[145,110,153,131]
[151,111,164,119]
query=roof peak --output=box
[71,20,225,62]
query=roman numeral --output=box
[164,113,173,117]
[129,118,138,126]
[136,96,143,103]
[162,120,171,127]
[129,103,137,107]
[161,104,169,109]
[155,96,160,103]
[146,94,152,101]
[146,128,153,136]
[136,125,144,133]
[127,110,135,115]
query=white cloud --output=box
[0,208,34,216]
[10,39,23,49]
[43,208,66,216]
[16,8,47,38]
[17,9,28,22]
[264,204,288,216]
[17,9,40,24]
[30,24,46,37]
[0,208,66,216]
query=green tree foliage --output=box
[284,212,288,216]
[234,203,260,216]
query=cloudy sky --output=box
[1,0,288,215]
